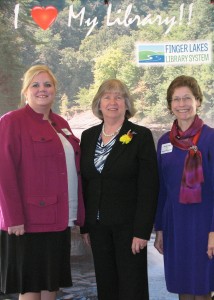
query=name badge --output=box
[161,143,173,154]
[61,128,72,135]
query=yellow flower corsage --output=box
[119,130,136,144]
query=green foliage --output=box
[59,93,69,116]
[74,87,94,110]
[93,48,125,84]
[29,0,66,11]
[0,0,213,128]
[0,1,27,115]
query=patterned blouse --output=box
[94,134,117,173]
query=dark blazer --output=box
[80,119,159,240]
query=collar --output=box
[24,104,53,122]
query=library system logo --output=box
[136,41,212,66]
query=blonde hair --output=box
[20,65,57,106]
[92,79,136,120]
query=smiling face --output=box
[171,86,200,130]
[99,91,127,123]
[25,72,56,114]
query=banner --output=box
[0,0,213,141]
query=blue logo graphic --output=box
[138,45,165,64]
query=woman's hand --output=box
[154,231,164,254]
[131,237,148,255]
[8,224,25,236]
[81,233,91,246]
[207,232,214,259]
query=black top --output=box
[80,119,159,240]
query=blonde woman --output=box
[0,65,85,300]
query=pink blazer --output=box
[0,105,85,232]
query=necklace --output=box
[102,124,122,137]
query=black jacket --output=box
[80,119,159,240]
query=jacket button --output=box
[40,137,45,141]
[39,201,45,206]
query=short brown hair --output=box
[20,65,57,106]
[92,79,136,120]
[167,75,203,111]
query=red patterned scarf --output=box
[169,115,204,204]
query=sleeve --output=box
[154,137,167,231]
[133,128,159,240]
[208,130,214,232]
[79,130,89,234]
[0,114,24,228]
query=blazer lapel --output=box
[102,119,134,173]
[86,124,103,172]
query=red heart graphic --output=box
[31,6,58,30]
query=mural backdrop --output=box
[0,0,213,142]
[0,1,213,299]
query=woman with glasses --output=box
[154,75,214,300]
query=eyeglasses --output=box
[171,96,194,103]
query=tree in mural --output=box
[0,0,213,126]
[59,93,70,118]
[0,1,26,114]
